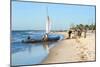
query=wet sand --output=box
[42,32,95,64]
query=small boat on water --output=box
[22,7,60,43]
[22,34,60,43]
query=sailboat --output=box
[22,7,60,43]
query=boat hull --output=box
[22,34,60,43]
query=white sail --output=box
[45,6,51,34]
[46,16,51,33]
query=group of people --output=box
[68,28,87,39]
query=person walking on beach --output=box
[83,28,87,38]
[77,29,82,38]
[68,30,72,39]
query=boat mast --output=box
[46,6,51,34]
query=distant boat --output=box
[22,7,60,43]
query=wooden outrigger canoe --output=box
[22,34,60,43]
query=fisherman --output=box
[22,36,31,43]
[68,30,72,39]
[83,28,87,38]
[77,29,82,38]
[42,33,48,41]
[73,29,77,38]
[27,36,31,40]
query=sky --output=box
[12,1,95,30]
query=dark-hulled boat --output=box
[22,34,60,43]
[22,7,60,43]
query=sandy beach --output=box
[43,31,95,64]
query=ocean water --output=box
[11,30,64,66]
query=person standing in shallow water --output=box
[42,33,48,41]
[27,36,31,40]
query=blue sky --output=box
[12,1,95,30]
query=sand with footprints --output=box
[43,31,95,64]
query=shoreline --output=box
[42,32,95,64]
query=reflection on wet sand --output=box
[43,42,49,53]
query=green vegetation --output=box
[70,23,96,30]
